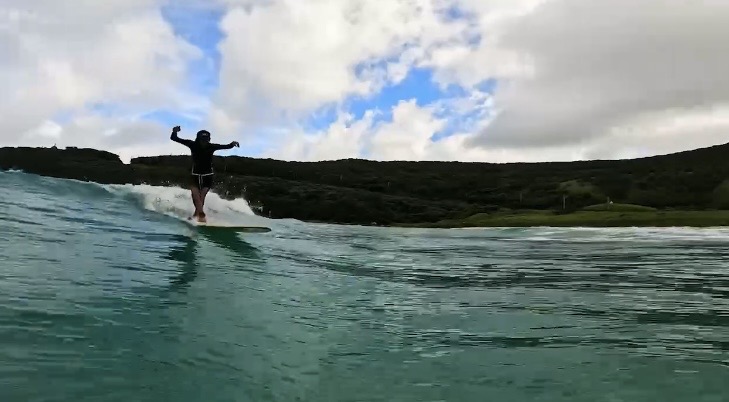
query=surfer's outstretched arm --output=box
[170,126,193,147]
[211,141,240,152]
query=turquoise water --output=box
[1,170,728,402]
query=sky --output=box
[2,0,729,163]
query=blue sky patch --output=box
[298,67,454,133]
[51,109,75,125]
[161,4,224,97]
[348,67,449,121]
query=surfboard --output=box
[186,219,271,233]
[201,225,271,233]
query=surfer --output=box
[170,125,239,222]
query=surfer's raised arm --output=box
[170,126,193,147]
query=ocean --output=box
[1,169,728,402]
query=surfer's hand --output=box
[231,141,240,147]
[172,126,181,133]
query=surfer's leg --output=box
[196,175,213,222]
[199,176,213,209]
[190,186,203,218]
[198,186,211,220]
[189,175,204,218]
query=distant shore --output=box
[396,208,729,228]
[5,144,729,228]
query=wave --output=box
[99,183,273,228]
[1,170,274,228]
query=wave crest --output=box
[101,183,270,227]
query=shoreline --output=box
[392,209,729,229]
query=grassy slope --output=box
[581,203,657,212]
[401,207,729,228]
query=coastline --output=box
[4,166,729,229]
[394,209,729,229]
[5,144,729,229]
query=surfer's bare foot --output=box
[197,212,207,223]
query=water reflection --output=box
[164,227,264,290]
[196,227,263,261]
[164,236,198,290]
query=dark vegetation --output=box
[2,142,729,226]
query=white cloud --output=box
[213,0,467,129]
[266,96,595,163]
[369,100,446,160]
[0,0,203,154]
[274,110,375,161]
[27,112,197,164]
[265,96,481,162]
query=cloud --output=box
[420,0,545,88]
[3,0,729,164]
[455,0,729,153]
[212,0,468,130]
[0,0,203,153]
[582,104,729,160]
[22,111,181,163]
[274,110,374,161]
[217,0,729,163]
[265,100,443,162]
[266,95,597,163]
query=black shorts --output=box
[191,174,214,190]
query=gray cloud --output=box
[468,0,729,151]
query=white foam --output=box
[100,183,272,228]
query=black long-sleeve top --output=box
[171,132,235,175]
